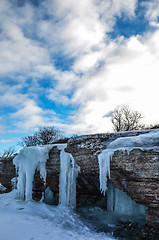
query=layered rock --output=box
[0,129,159,228]
[110,149,159,228]
[66,131,159,228]
[0,157,16,193]
[45,146,61,204]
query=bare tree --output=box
[111,105,145,132]
[19,127,64,147]
[19,134,39,147]
[37,127,64,145]
[2,146,16,158]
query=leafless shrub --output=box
[2,146,16,158]
[19,127,64,147]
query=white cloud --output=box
[0,84,27,107]
[37,0,137,58]
[0,124,5,134]
[37,0,105,58]
[10,99,61,131]
[144,0,159,23]
[0,0,137,80]
[0,0,51,78]
[0,0,159,139]
[63,29,159,134]
[73,51,102,73]
[111,0,137,16]
[0,81,60,133]
[0,139,14,144]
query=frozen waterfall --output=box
[107,183,146,216]
[58,145,80,208]
[13,144,80,208]
[13,145,53,201]
[98,149,113,196]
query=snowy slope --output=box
[0,191,114,240]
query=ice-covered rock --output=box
[13,145,54,201]
[58,145,80,208]
[13,143,80,208]
[98,129,159,195]
[107,183,146,216]
[1,128,159,227]
[0,183,6,192]
[44,186,54,205]
[11,177,17,190]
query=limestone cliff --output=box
[0,129,159,228]
[0,157,16,193]
[66,130,159,228]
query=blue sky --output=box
[0,0,159,154]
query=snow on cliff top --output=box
[106,129,159,152]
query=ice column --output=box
[98,149,114,196]
[13,146,52,201]
[14,144,80,207]
[107,183,146,216]
[58,146,80,209]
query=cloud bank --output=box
[0,0,159,151]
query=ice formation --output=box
[13,145,54,201]
[98,129,159,195]
[58,145,80,208]
[107,183,146,216]
[98,149,113,195]
[13,143,80,208]
[11,177,17,190]
[44,187,54,205]
[0,183,6,192]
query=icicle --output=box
[98,149,114,196]
[13,145,53,201]
[13,143,80,208]
[58,146,80,209]
[98,129,159,196]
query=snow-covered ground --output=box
[0,191,114,240]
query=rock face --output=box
[0,129,159,228]
[46,146,61,204]
[66,131,159,228]
[32,146,61,204]
[110,149,159,228]
[0,157,16,193]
